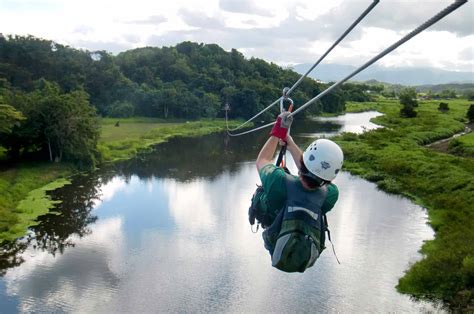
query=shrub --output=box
[438,102,449,112]
[467,104,474,123]
[399,88,418,118]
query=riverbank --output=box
[338,98,473,308]
[448,126,474,157]
[98,118,239,162]
[0,118,240,243]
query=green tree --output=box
[202,93,220,118]
[2,80,99,166]
[2,36,349,120]
[0,102,25,134]
[438,102,449,112]
[464,90,474,101]
[39,85,100,165]
[106,101,135,118]
[438,89,457,99]
[467,104,474,123]
[399,88,418,118]
[341,83,371,102]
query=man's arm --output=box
[256,111,293,172]
[256,136,280,171]
[286,135,303,170]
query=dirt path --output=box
[426,123,473,153]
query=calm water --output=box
[0,112,442,312]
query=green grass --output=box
[334,98,474,309]
[449,131,474,158]
[346,100,382,112]
[98,118,241,162]
[0,118,242,243]
[0,162,73,242]
[100,118,181,142]
[0,146,6,161]
[458,132,474,146]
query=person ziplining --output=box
[250,111,343,272]
[225,0,467,273]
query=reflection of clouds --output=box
[91,163,280,313]
[0,137,439,311]
[94,176,130,209]
[146,178,153,193]
[322,172,436,312]
[162,178,217,231]
[4,217,125,313]
[319,111,383,132]
[305,111,383,138]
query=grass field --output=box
[449,128,474,157]
[98,118,239,162]
[0,118,240,243]
[339,97,473,308]
[0,162,73,242]
[100,118,181,142]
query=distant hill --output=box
[415,83,474,94]
[0,36,348,120]
[358,80,474,94]
[292,63,474,86]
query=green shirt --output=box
[258,164,339,217]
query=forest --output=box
[0,35,383,166]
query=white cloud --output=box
[0,0,472,71]
[4,217,125,312]
[162,178,217,231]
[219,0,274,17]
[122,15,168,25]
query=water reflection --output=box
[0,112,442,312]
[296,111,383,138]
[0,172,105,277]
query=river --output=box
[0,112,442,312]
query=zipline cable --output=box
[229,0,468,136]
[226,0,380,134]
[285,0,380,97]
[291,0,467,117]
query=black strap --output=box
[275,144,287,167]
[323,214,341,264]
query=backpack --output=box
[262,175,328,273]
[248,185,274,228]
[248,167,291,229]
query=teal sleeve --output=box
[258,164,287,209]
[321,183,339,214]
[259,164,284,191]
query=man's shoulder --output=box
[259,164,285,178]
[326,183,339,196]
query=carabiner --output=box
[280,87,294,113]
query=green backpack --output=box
[248,167,292,229]
[248,185,276,228]
[262,174,328,273]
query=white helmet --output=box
[302,139,344,182]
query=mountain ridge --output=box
[292,63,474,86]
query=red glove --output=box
[270,112,293,140]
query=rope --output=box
[226,0,380,134]
[228,0,468,136]
[329,238,341,265]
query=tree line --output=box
[0,35,376,165]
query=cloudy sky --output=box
[1,0,473,72]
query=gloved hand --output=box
[270,111,293,140]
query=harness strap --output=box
[251,223,259,233]
[324,214,341,264]
[275,144,287,167]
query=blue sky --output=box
[1,0,473,71]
